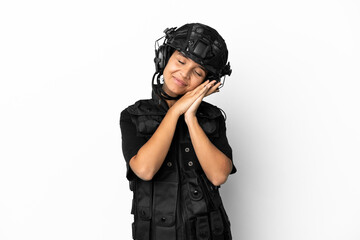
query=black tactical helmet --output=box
[154,23,232,81]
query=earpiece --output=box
[154,45,168,73]
[154,27,177,73]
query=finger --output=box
[194,85,212,103]
[179,80,210,104]
[203,80,217,93]
[194,86,209,104]
[204,80,216,89]
[205,85,220,97]
[211,81,221,91]
[189,80,211,97]
[186,81,215,110]
[198,82,212,96]
[205,81,221,96]
[199,82,215,98]
[191,80,209,95]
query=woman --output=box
[120,23,236,240]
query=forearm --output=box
[130,108,180,180]
[186,116,233,186]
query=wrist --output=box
[184,114,197,125]
[168,107,182,119]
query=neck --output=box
[160,85,181,105]
[165,99,177,108]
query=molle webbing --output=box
[134,181,152,240]
[196,215,210,240]
[126,98,233,239]
[210,210,225,240]
[153,181,178,239]
[185,209,225,240]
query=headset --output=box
[154,27,177,74]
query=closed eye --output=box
[194,70,202,77]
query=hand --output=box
[205,80,222,97]
[184,80,221,121]
[171,80,211,116]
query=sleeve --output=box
[120,109,148,180]
[210,114,237,174]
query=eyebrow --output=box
[178,51,207,72]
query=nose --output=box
[180,66,191,79]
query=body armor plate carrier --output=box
[125,95,233,240]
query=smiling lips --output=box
[173,76,187,87]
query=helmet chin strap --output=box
[152,72,182,100]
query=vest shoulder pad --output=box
[197,101,223,119]
[126,99,166,116]
[125,99,166,137]
[197,102,225,137]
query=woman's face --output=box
[162,50,207,97]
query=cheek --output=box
[162,66,171,82]
[189,78,205,90]
[163,62,177,78]
[163,68,173,83]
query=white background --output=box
[1,0,359,239]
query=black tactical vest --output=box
[126,93,233,240]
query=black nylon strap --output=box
[134,181,152,240]
[196,215,210,240]
[152,73,182,100]
[210,210,225,239]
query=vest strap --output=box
[210,210,225,240]
[133,181,152,240]
[200,174,223,209]
[196,215,211,240]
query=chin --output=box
[168,87,184,97]
[163,82,185,97]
